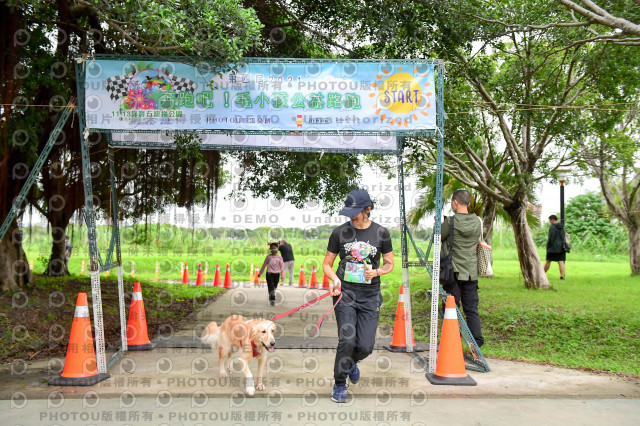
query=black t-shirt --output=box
[327,221,393,288]
[278,243,294,262]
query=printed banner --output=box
[82,58,437,135]
[109,132,397,152]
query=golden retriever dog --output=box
[200,315,276,396]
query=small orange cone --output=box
[223,263,232,288]
[384,285,418,352]
[182,262,189,284]
[154,261,159,281]
[298,265,306,288]
[249,263,254,284]
[426,295,476,385]
[213,264,221,287]
[204,262,209,281]
[309,265,318,288]
[80,260,85,276]
[322,273,330,289]
[126,282,156,351]
[48,293,110,386]
[196,263,203,286]
[254,267,260,286]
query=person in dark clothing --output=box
[259,243,285,306]
[64,236,72,267]
[441,189,484,350]
[323,189,394,403]
[278,238,295,285]
[544,214,566,279]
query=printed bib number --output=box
[344,261,371,284]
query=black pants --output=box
[333,285,382,385]
[443,278,484,347]
[266,272,280,302]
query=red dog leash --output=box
[271,291,342,337]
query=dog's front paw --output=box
[245,377,255,396]
[256,383,266,391]
[219,370,227,378]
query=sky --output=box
[164,160,600,231]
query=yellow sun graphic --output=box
[369,66,433,127]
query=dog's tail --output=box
[200,322,221,348]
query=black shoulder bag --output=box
[439,216,456,286]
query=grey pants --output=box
[283,260,295,285]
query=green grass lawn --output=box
[399,256,640,377]
[23,234,640,376]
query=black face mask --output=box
[270,249,278,254]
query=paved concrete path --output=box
[1,284,639,425]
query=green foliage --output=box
[83,0,263,62]
[565,192,617,238]
[229,151,362,214]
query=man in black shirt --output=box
[323,189,394,403]
[278,238,295,285]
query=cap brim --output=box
[339,206,364,217]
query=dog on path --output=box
[200,315,276,395]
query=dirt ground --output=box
[0,275,219,363]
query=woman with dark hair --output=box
[322,189,394,403]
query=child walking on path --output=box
[259,243,285,306]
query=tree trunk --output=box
[481,196,498,277]
[482,197,498,246]
[504,198,550,289]
[630,224,640,276]
[0,220,32,291]
[46,211,70,276]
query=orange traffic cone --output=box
[426,295,476,385]
[298,265,306,288]
[126,282,156,351]
[48,293,110,386]
[223,263,232,288]
[182,262,189,284]
[249,263,254,284]
[196,263,203,286]
[384,285,419,352]
[322,273,330,289]
[213,264,221,287]
[254,267,260,286]
[309,265,318,289]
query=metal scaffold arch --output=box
[2,54,489,378]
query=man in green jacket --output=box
[441,189,484,348]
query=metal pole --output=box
[560,180,565,223]
[108,143,128,358]
[428,60,447,373]
[396,139,413,353]
[0,100,76,243]
[75,61,107,374]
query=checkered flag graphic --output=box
[105,69,136,101]
[165,71,196,94]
